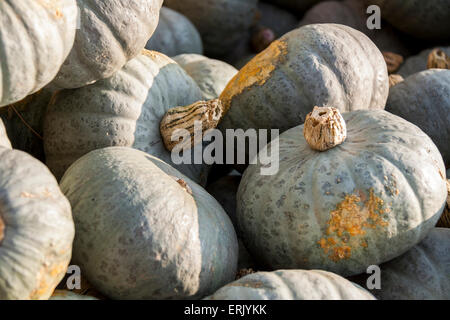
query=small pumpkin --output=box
[351,228,450,300]
[50,290,98,300]
[0,147,74,300]
[385,69,450,167]
[44,50,208,185]
[0,0,77,107]
[163,0,258,58]
[398,47,450,78]
[145,7,203,57]
[237,107,447,277]
[173,54,238,100]
[0,119,11,149]
[52,0,163,89]
[60,147,238,299]
[366,0,450,41]
[160,24,389,152]
[205,269,375,300]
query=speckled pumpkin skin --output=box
[0,0,77,107]
[219,24,389,136]
[385,69,450,167]
[237,110,447,277]
[60,147,238,300]
[0,147,74,300]
[164,0,258,58]
[52,0,163,89]
[0,119,11,149]
[398,47,450,78]
[366,0,450,41]
[205,269,375,300]
[145,7,203,57]
[173,54,238,100]
[44,51,208,185]
[352,228,450,299]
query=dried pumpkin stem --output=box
[389,74,404,88]
[10,105,43,140]
[303,106,347,151]
[160,99,223,151]
[436,180,450,228]
[427,49,450,70]
[382,52,404,74]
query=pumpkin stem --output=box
[160,99,223,151]
[382,52,404,74]
[436,180,450,228]
[389,74,404,88]
[303,106,347,151]
[427,49,450,70]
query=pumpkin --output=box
[51,0,163,89]
[44,50,209,185]
[0,89,53,161]
[160,24,389,153]
[365,0,450,41]
[145,7,203,57]
[351,228,450,300]
[163,0,258,58]
[173,54,238,100]
[237,107,447,277]
[205,269,375,300]
[50,290,98,300]
[0,0,77,107]
[385,69,450,167]
[60,147,238,299]
[0,119,11,149]
[299,0,412,56]
[263,0,323,13]
[398,47,450,78]
[0,147,74,300]
[257,2,298,39]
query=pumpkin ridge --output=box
[0,2,16,103]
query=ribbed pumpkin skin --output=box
[237,110,447,277]
[0,119,11,149]
[0,0,77,107]
[385,69,450,167]
[60,147,238,300]
[398,47,450,78]
[173,54,238,100]
[0,147,74,300]
[50,290,98,300]
[299,0,411,56]
[145,7,203,57]
[164,0,258,57]
[353,228,450,299]
[44,51,207,185]
[366,0,450,40]
[205,270,375,300]
[52,0,163,89]
[219,24,389,135]
[264,0,322,13]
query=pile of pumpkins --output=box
[0,0,449,300]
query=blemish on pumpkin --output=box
[219,40,288,113]
[318,188,390,262]
[30,261,69,299]
[0,216,4,243]
[20,189,54,199]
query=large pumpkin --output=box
[351,228,450,299]
[0,119,11,149]
[205,269,375,300]
[44,50,208,185]
[366,0,450,41]
[51,0,163,89]
[0,0,77,107]
[385,69,450,167]
[60,147,238,299]
[163,0,258,57]
[0,147,74,299]
[173,54,238,100]
[398,47,450,78]
[237,108,447,277]
[145,7,203,57]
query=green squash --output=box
[366,0,450,41]
[385,69,450,167]
[0,147,74,300]
[0,119,11,149]
[398,47,450,78]
[60,147,238,299]
[145,7,203,57]
[44,50,208,185]
[237,109,446,277]
[52,0,163,89]
[0,0,77,107]
[164,0,258,58]
[173,54,238,100]
[205,269,375,300]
